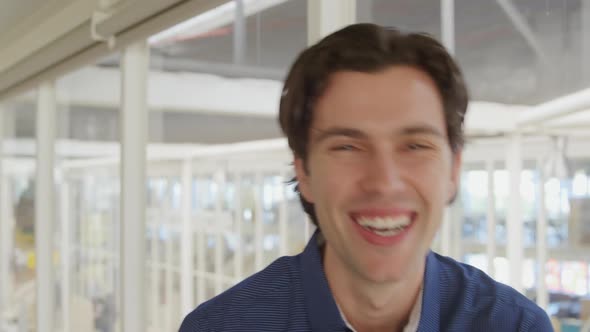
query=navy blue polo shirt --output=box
[179,231,553,331]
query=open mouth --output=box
[355,215,412,237]
[350,211,416,245]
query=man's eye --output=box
[332,144,357,151]
[407,143,430,151]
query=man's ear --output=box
[294,157,314,203]
[448,151,462,204]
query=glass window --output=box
[2,89,37,330]
[146,3,308,326]
[56,54,121,332]
[359,0,441,38]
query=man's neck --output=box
[323,245,424,332]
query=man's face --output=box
[295,66,462,283]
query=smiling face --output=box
[295,66,462,283]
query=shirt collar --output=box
[337,278,424,332]
[301,231,348,331]
[301,230,442,331]
[417,250,441,331]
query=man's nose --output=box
[359,151,407,196]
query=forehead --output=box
[312,66,445,134]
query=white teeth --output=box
[373,228,403,237]
[357,216,411,230]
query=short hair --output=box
[278,23,469,226]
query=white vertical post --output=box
[233,173,243,282]
[583,0,590,82]
[36,82,56,332]
[164,216,173,332]
[120,41,148,332]
[307,0,356,45]
[160,179,174,331]
[440,207,452,257]
[254,173,263,271]
[1,177,13,329]
[0,104,5,320]
[214,232,223,294]
[89,201,97,300]
[506,133,524,293]
[234,171,244,282]
[0,104,8,324]
[180,159,194,316]
[451,202,463,260]
[441,0,455,54]
[278,172,288,256]
[150,220,160,330]
[0,105,15,317]
[79,181,87,297]
[535,158,548,310]
[233,0,246,65]
[214,171,224,294]
[486,159,497,277]
[60,177,71,332]
[196,200,205,304]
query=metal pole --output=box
[441,0,455,54]
[254,173,263,271]
[486,159,497,277]
[36,82,57,332]
[440,207,452,256]
[307,0,356,45]
[583,1,590,83]
[452,202,464,260]
[164,208,173,332]
[506,133,524,293]
[196,203,205,304]
[535,158,548,310]
[150,219,160,330]
[234,173,243,281]
[162,179,174,331]
[60,176,71,332]
[79,181,87,297]
[214,171,224,294]
[278,172,288,256]
[233,0,246,65]
[82,189,89,297]
[120,41,149,332]
[180,159,194,316]
[0,104,5,321]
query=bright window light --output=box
[572,172,588,196]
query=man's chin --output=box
[357,267,407,285]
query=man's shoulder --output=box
[179,254,306,332]
[433,253,553,331]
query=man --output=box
[180,23,553,332]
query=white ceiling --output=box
[0,0,42,33]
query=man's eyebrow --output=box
[310,125,445,144]
[311,127,369,144]
[400,125,445,138]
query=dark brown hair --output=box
[278,23,469,226]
